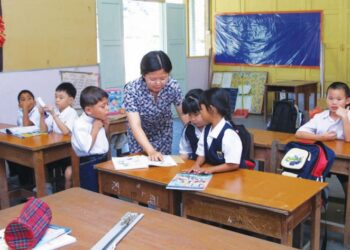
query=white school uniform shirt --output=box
[45,106,78,134]
[297,110,350,140]
[196,118,242,164]
[179,124,202,156]
[71,112,109,157]
[16,106,40,127]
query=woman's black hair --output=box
[327,82,350,98]
[140,50,172,76]
[199,88,232,122]
[182,89,204,114]
[80,86,108,110]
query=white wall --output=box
[0,65,99,124]
[186,57,209,91]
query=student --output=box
[296,81,350,192]
[184,88,242,174]
[39,82,78,189]
[71,86,109,192]
[17,89,40,127]
[9,90,40,187]
[179,89,207,160]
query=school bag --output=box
[230,122,255,169]
[280,140,335,250]
[267,99,298,133]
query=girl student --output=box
[184,88,243,174]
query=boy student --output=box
[296,81,350,192]
[184,88,242,174]
[17,89,40,127]
[39,82,78,189]
[9,90,40,188]
[71,86,109,192]
[179,89,207,160]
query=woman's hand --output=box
[148,150,164,161]
[183,164,201,174]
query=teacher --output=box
[124,50,185,161]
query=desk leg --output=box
[264,86,268,121]
[33,151,46,197]
[345,166,350,249]
[0,158,9,209]
[71,148,80,187]
[310,192,321,250]
[281,216,293,246]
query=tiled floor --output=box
[171,115,346,250]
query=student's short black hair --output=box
[56,82,77,98]
[17,89,34,102]
[327,82,350,98]
[80,86,108,110]
[199,88,231,121]
[182,89,204,114]
[140,50,172,76]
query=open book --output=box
[0,126,44,138]
[166,173,213,191]
[112,155,177,170]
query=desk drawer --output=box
[182,192,286,239]
[99,172,176,213]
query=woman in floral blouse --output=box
[124,51,186,161]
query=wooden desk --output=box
[0,188,294,249]
[108,114,128,139]
[96,159,193,215]
[264,80,318,120]
[0,130,79,209]
[248,128,295,171]
[250,128,350,248]
[182,169,326,250]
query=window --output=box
[188,0,209,57]
[123,0,164,82]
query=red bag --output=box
[4,197,52,250]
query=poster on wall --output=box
[215,11,322,68]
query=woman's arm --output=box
[127,111,163,161]
[199,163,239,174]
[295,130,336,141]
[175,104,189,124]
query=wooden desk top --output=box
[248,128,295,148]
[266,80,318,87]
[108,113,127,123]
[0,188,293,249]
[96,160,326,213]
[0,132,71,151]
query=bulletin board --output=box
[61,71,99,109]
[2,0,97,72]
[215,11,322,68]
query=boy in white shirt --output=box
[10,90,40,187]
[71,86,109,192]
[17,89,40,127]
[39,82,78,189]
[296,81,350,193]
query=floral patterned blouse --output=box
[124,76,183,154]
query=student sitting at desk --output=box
[184,88,242,174]
[9,90,41,188]
[17,89,40,127]
[179,89,207,160]
[39,82,78,189]
[296,81,350,193]
[71,86,109,192]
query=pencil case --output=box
[4,197,52,250]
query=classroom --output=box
[0,0,349,249]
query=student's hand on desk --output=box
[321,131,337,141]
[148,150,164,162]
[183,165,202,174]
